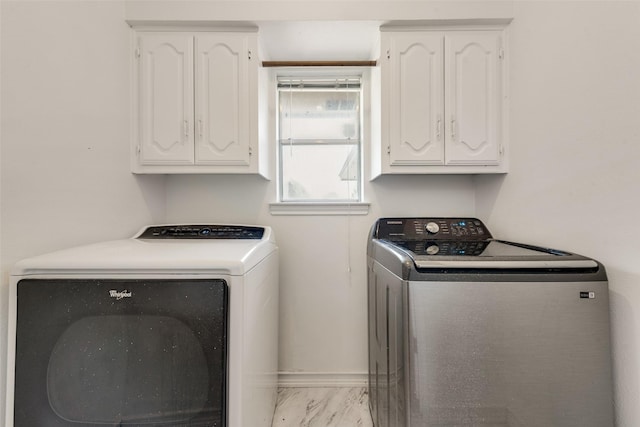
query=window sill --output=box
[269,202,370,216]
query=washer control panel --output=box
[394,240,490,256]
[138,225,265,240]
[375,217,491,241]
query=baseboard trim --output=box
[278,372,368,388]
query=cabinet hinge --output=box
[249,146,253,156]
[386,49,391,60]
[387,145,391,155]
[499,48,505,60]
[248,50,252,60]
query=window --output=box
[277,76,362,203]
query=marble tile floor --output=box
[272,387,374,427]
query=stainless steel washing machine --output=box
[367,217,614,427]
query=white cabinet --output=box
[133,31,267,176]
[137,34,194,166]
[375,28,507,176]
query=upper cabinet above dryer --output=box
[132,30,268,177]
[373,25,509,177]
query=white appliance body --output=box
[6,225,279,427]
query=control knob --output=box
[425,222,440,235]
[426,244,440,255]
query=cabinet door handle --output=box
[184,120,189,138]
[450,118,456,140]
[198,119,203,138]
[436,117,442,141]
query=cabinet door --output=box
[445,32,502,165]
[138,34,194,165]
[195,34,253,166]
[386,33,444,166]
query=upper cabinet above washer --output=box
[132,30,268,177]
[372,25,509,177]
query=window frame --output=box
[277,74,363,203]
[265,66,372,216]
[269,68,370,215]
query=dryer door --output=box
[13,279,228,427]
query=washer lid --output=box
[389,240,599,270]
[12,225,276,277]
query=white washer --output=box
[5,224,279,427]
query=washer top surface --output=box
[11,225,277,277]
[371,217,598,270]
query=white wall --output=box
[0,0,165,421]
[165,174,475,381]
[475,2,640,426]
[1,1,165,262]
[125,0,514,22]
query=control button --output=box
[425,222,440,234]
[426,244,440,255]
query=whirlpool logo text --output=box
[109,290,132,300]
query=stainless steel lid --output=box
[372,218,599,271]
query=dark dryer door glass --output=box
[14,279,228,427]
